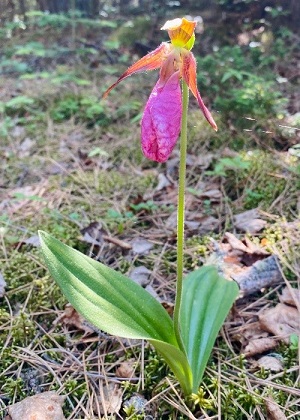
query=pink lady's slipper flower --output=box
[103,18,217,163]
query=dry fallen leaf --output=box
[23,235,41,247]
[81,221,131,249]
[233,209,267,233]
[279,286,300,308]
[80,221,105,246]
[237,288,300,357]
[199,188,223,201]
[7,391,66,420]
[96,383,122,415]
[244,337,278,357]
[265,397,287,420]
[197,215,220,234]
[115,360,136,379]
[161,300,175,316]
[259,303,300,343]
[235,321,269,348]
[53,304,95,335]
[154,173,172,191]
[255,355,284,372]
[131,238,153,255]
[236,322,278,356]
[224,232,249,253]
[165,211,177,229]
[185,220,201,230]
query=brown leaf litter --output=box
[279,286,300,308]
[131,237,154,255]
[235,287,300,357]
[94,382,122,416]
[153,172,223,235]
[215,230,300,358]
[53,304,95,336]
[233,208,267,234]
[265,396,288,420]
[259,302,300,344]
[0,180,68,218]
[81,221,132,250]
[115,359,136,379]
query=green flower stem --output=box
[174,80,189,350]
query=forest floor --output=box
[0,9,299,420]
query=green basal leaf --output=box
[149,339,193,396]
[179,265,239,392]
[39,231,194,394]
[39,231,176,344]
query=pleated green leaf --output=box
[180,266,239,392]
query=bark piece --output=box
[208,234,280,297]
[232,255,283,297]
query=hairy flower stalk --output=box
[174,79,189,349]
